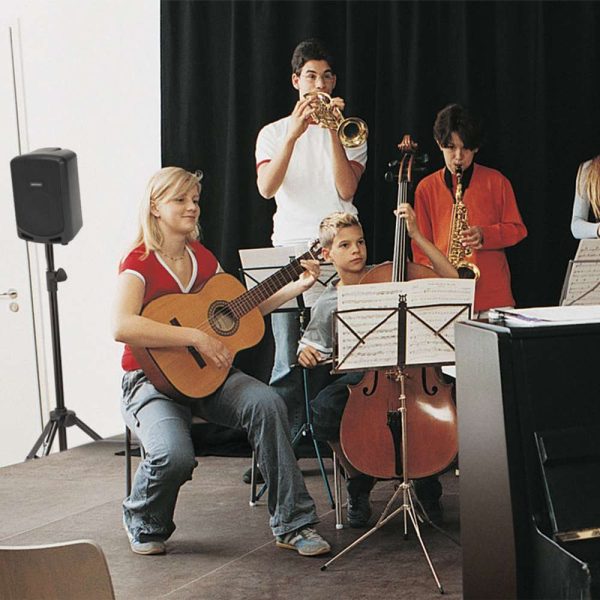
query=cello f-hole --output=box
[362,371,379,396]
[421,368,438,396]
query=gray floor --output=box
[0,437,463,599]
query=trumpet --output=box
[447,167,480,280]
[303,91,368,148]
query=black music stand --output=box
[238,247,335,506]
[27,244,102,459]
[321,280,474,593]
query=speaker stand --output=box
[27,244,102,459]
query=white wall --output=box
[4,0,161,447]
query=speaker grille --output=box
[10,148,82,244]
[14,160,65,238]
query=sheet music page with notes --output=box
[574,239,600,261]
[560,240,600,305]
[405,279,475,364]
[561,261,600,305]
[336,279,475,370]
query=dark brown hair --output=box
[291,38,335,75]
[433,104,484,150]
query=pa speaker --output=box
[10,148,82,244]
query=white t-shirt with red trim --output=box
[118,241,219,371]
[256,116,368,246]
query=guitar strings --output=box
[164,250,317,338]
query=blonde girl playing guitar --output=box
[112,166,331,557]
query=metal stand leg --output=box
[294,368,335,508]
[27,408,101,460]
[249,450,267,506]
[320,369,444,594]
[26,245,101,460]
[125,427,132,497]
[125,426,144,497]
[333,451,345,529]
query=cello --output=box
[339,136,458,481]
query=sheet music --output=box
[238,245,334,309]
[491,305,600,326]
[336,283,401,369]
[336,279,475,370]
[574,239,600,261]
[560,260,600,306]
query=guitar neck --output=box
[232,249,315,317]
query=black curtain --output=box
[161,0,600,376]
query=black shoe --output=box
[413,476,443,524]
[346,475,375,528]
[242,466,264,485]
[419,499,444,525]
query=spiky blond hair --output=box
[318,212,362,249]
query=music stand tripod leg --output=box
[397,368,444,593]
[333,451,344,529]
[320,369,444,594]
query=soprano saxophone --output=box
[447,167,480,280]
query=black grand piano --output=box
[455,318,600,599]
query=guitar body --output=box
[131,273,265,401]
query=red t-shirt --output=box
[118,241,218,371]
[412,164,527,312]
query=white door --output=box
[0,23,45,468]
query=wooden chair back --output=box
[0,539,115,600]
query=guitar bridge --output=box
[170,317,206,369]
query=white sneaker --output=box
[123,515,166,555]
[275,526,331,556]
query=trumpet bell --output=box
[338,117,369,148]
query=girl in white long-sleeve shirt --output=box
[571,156,600,239]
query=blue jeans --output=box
[310,371,365,443]
[121,369,319,542]
[270,311,305,436]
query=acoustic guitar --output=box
[132,242,321,401]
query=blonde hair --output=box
[130,167,202,258]
[577,156,600,219]
[319,212,362,248]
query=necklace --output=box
[160,249,187,262]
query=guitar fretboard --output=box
[230,249,316,317]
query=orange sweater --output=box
[412,164,527,312]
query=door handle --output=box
[0,289,18,300]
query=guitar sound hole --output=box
[209,301,239,337]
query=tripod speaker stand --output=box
[10,147,102,459]
[27,244,101,459]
